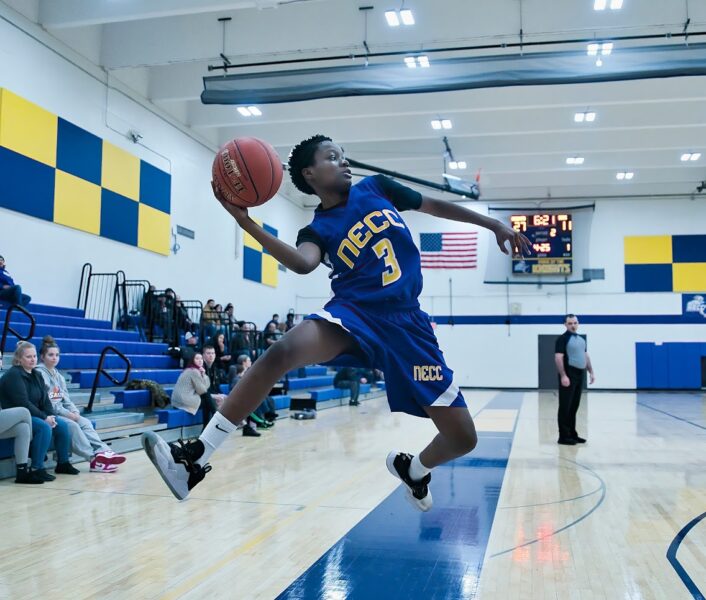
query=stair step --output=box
[91,412,145,429]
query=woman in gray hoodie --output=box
[37,336,126,473]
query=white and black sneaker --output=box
[141,432,211,500]
[386,451,433,512]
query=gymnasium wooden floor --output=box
[1,390,704,599]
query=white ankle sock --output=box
[409,454,431,481]
[197,412,237,466]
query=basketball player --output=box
[143,135,530,511]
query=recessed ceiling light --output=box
[384,10,400,26]
[609,0,623,9]
[594,0,607,9]
[441,119,453,129]
[691,153,702,161]
[587,43,599,56]
[431,120,442,130]
[404,56,417,68]
[585,112,596,122]
[574,112,585,122]
[682,152,702,161]
[457,161,467,169]
[566,157,585,165]
[601,42,613,55]
[237,107,252,116]
[417,55,430,68]
[449,161,458,169]
[247,106,262,116]
[616,171,634,180]
[399,9,415,25]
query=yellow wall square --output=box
[138,203,170,255]
[54,170,101,235]
[102,140,140,200]
[624,235,673,264]
[262,254,278,288]
[0,88,57,167]
[673,262,706,292]
[244,217,263,251]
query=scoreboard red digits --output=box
[511,213,573,275]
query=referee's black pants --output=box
[558,367,584,440]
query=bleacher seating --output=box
[0,300,386,478]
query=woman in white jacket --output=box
[171,353,219,430]
[37,336,126,473]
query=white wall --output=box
[0,7,312,325]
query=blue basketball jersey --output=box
[296,175,423,308]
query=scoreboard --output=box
[510,213,573,275]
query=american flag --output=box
[419,232,478,269]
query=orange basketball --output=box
[212,137,283,207]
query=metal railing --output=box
[76,263,127,328]
[0,304,36,355]
[84,346,132,413]
[117,280,151,339]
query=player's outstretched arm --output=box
[417,196,531,256]
[213,182,321,274]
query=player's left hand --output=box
[493,222,532,257]
[212,181,248,224]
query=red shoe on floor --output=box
[90,458,118,473]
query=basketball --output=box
[212,137,283,208]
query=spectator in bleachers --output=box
[263,322,282,350]
[227,355,267,435]
[284,311,296,332]
[171,353,216,431]
[0,405,44,484]
[334,367,362,406]
[0,341,78,480]
[175,296,196,334]
[167,331,199,367]
[37,336,126,473]
[211,332,233,369]
[202,345,227,409]
[201,299,220,340]
[230,323,255,362]
[0,255,31,307]
[264,314,280,331]
[223,303,238,335]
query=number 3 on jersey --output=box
[372,238,402,286]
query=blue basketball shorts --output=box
[305,300,467,418]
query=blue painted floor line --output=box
[277,394,522,600]
[667,511,706,600]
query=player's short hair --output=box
[564,313,577,322]
[288,134,332,195]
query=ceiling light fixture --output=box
[385,8,414,27]
[574,111,596,122]
[681,152,702,161]
[431,120,442,130]
[441,119,452,129]
[609,0,623,8]
[399,9,415,25]
[595,0,623,10]
[237,106,261,117]
[566,157,585,165]
[405,55,429,68]
[384,10,400,26]
[594,0,607,9]
[404,56,417,68]
[616,171,634,180]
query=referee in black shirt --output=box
[554,314,595,445]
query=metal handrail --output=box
[85,346,132,413]
[0,304,36,355]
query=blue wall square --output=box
[100,189,138,246]
[56,118,102,185]
[262,223,278,255]
[140,161,171,214]
[243,246,262,282]
[0,146,55,221]
[672,234,706,263]
[624,264,673,292]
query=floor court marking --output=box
[159,462,382,600]
[636,400,706,431]
[667,511,706,600]
[489,455,606,558]
[276,393,522,599]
